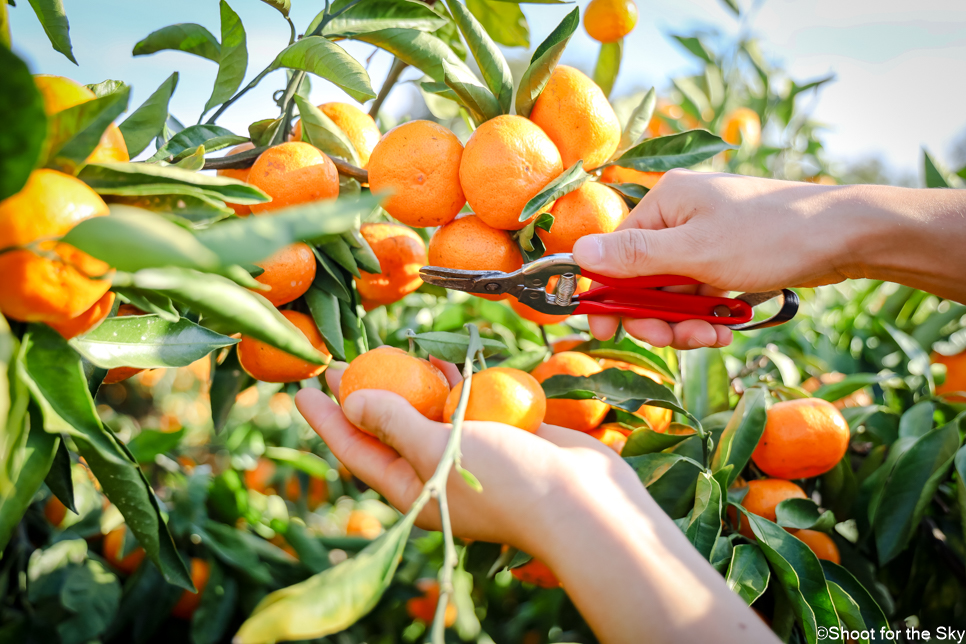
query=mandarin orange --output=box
[338,346,450,422]
[248,142,339,214]
[443,367,546,433]
[531,352,609,432]
[217,141,256,216]
[237,310,331,383]
[354,222,426,307]
[751,398,849,480]
[293,102,381,168]
[253,242,316,306]
[538,182,628,255]
[427,216,523,301]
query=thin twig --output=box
[285,16,297,45]
[369,58,408,119]
[202,146,369,182]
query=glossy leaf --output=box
[821,561,889,631]
[725,544,770,605]
[354,28,470,85]
[681,346,729,420]
[515,212,553,262]
[317,0,447,36]
[616,86,656,156]
[445,0,513,113]
[271,36,375,103]
[593,40,622,98]
[86,79,125,97]
[607,182,648,207]
[0,47,47,202]
[775,498,835,532]
[345,229,381,274]
[259,0,290,16]
[293,95,360,164]
[610,130,736,172]
[104,187,233,224]
[305,286,347,361]
[812,372,886,404]
[265,445,331,479]
[686,471,722,559]
[132,23,220,62]
[126,429,186,463]
[27,0,75,63]
[148,124,246,163]
[515,8,577,118]
[820,455,858,521]
[466,0,528,48]
[119,72,179,157]
[210,348,252,432]
[79,162,269,204]
[44,439,75,512]
[312,248,352,302]
[625,452,702,518]
[519,161,590,222]
[543,368,688,417]
[620,426,692,457]
[204,1,248,114]
[898,400,935,439]
[585,347,676,383]
[0,409,57,550]
[411,332,505,363]
[322,236,361,278]
[44,86,130,174]
[235,513,416,643]
[711,387,769,487]
[442,58,501,123]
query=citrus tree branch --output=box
[368,57,408,119]
[202,146,369,183]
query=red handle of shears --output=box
[579,270,702,289]
[572,284,754,324]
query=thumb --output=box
[572,228,693,279]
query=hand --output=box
[573,170,851,349]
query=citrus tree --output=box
[2,0,965,643]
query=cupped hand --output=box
[574,169,849,349]
[294,358,639,559]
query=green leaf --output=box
[775,498,835,532]
[720,0,740,15]
[620,426,692,457]
[71,315,237,369]
[610,130,736,172]
[265,445,331,479]
[411,331,505,363]
[593,40,622,98]
[585,346,676,383]
[191,560,238,644]
[259,0,289,17]
[126,429,185,463]
[820,561,889,631]
[710,387,769,488]
[515,211,553,262]
[820,455,857,521]
[316,0,447,36]
[312,248,352,302]
[305,286,347,361]
[873,417,961,564]
[686,471,722,559]
[466,0,528,48]
[624,452,702,518]
[724,544,769,605]
[44,85,130,174]
[148,124,246,163]
[681,346,729,420]
[86,79,125,97]
[881,321,935,393]
[353,28,470,84]
[44,439,75,512]
[812,373,885,403]
[204,1,248,114]
[616,86,656,156]
[441,58,502,123]
[543,368,689,417]
[58,558,122,643]
[445,0,513,114]
[0,409,58,550]
[514,8,577,118]
[607,182,648,207]
[0,46,47,201]
[270,36,375,103]
[210,348,252,433]
[279,521,329,573]
[18,326,193,590]
[234,513,416,643]
[345,229,381,273]
[115,268,328,366]
[248,117,283,148]
[133,23,221,62]
[119,72,179,157]
[519,160,590,222]
[79,161,269,204]
[105,187,233,224]
[293,95,360,165]
[923,150,951,188]
[898,400,935,439]
[27,0,75,63]
[671,34,714,63]
[321,236,360,278]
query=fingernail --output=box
[342,391,365,424]
[572,235,602,266]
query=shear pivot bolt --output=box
[713,305,732,318]
[485,282,501,292]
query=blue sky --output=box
[9,0,966,179]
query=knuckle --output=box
[615,230,650,268]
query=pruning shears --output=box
[419,253,799,331]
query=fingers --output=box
[588,314,621,341]
[620,318,733,349]
[572,227,695,280]
[429,356,463,387]
[622,318,674,347]
[324,361,347,399]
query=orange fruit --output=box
[583,0,638,43]
[646,101,699,138]
[367,120,465,227]
[804,175,837,186]
[801,372,873,409]
[550,335,586,354]
[538,182,628,255]
[170,558,211,620]
[510,275,592,326]
[354,222,426,307]
[248,142,339,214]
[47,291,115,340]
[443,367,546,433]
[245,457,278,494]
[588,423,631,453]
[292,102,381,168]
[529,66,621,171]
[34,75,130,164]
[238,310,330,383]
[0,169,112,323]
[719,107,761,148]
[598,359,672,432]
[427,216,523,301]
[217,141,256,216]
[44,496,68,527]
[530,351,609,432]
[346,509,383,539]
[252,242,316,306]
[934,351,966,401]
[751,398,849,480]
[792,529,840,564]
[599,166,664,189]
[406,578,457,626]
[101,304,148,384]
[459,114,563,230]
[511,558,560,589]
[285,474,328,510]
[728,478,807,540]
[339,346,450,422]
[102,526,146,575]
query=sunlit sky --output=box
[9,0,966,180]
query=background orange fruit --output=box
[170,558,211,620]
[338,346,450,422]
[528,66,621,171]
[511,558,560,589]
[934,351,966,400]
[0,169,112,323]
[44,496,69,527]
[599,166,664,189]
[719,107,762,148]
[354,222,426,307]
[729,478,807,539]
[34,75,130,164]
[801,372,873,409]
[443,367,546,433]
[217,141,256,216]
[583,0,639,43]
[645,101,699,138]
[427,216,523,301]
[588,424,631,453]
[538,182,628,254]
[253,242,316,306]
[47,291,115,340]
[102,526,146,575]
[459,114,563,230]
[530,351,609,431]
[510,275,591,326]
[345,509,384,539]
[598,359,672,432]
[238,310,331,383]
[245,457,278,494]
[293,102,381,168]
[285,475,328,510]
[792,529,840,563]
[367,120,465,227]
[751,398,849,479]
[406,579,457,626]
[248,142,339,214]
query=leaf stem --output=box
[285,16,297,45]
[205,63,275,124]
[368,57,408,119]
